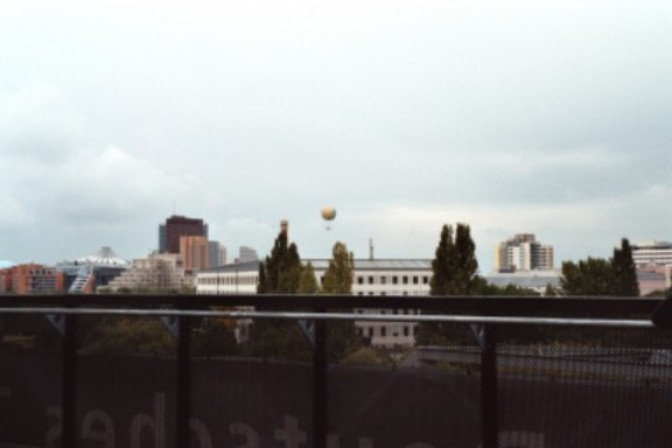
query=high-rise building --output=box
[494,234,554,273]
[159,215,208,254]
[238,246,259,263]
[209,241,227,268]
[180,235,210,271]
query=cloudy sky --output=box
[1,0,670,272]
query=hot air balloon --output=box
[321,206,336,230]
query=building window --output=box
[402,276,409,284]
[368,328,374,338]
[380,276,387,284]
[357,276,364,285]
[381,327,387,337]
[368,276,374,284]
[404,326,410,337]
[392,276,398,284]
[413,276,419,285]
[422,276,429,284]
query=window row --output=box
[358,325,415,338]
[356,274,430,285]
[197,276,258,285]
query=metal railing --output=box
[0,295,668,448]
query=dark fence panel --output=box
[0,295,669,448]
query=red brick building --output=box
[0,264,65,294]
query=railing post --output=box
[62,312,78,448]
[481,324,498,448]
[177,314,192,448]
[313,309,327,448]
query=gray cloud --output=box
[0,1,671,272]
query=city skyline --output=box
[1,1,671,273]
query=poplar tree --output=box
[257,230,302,294]
[322,242,354,294]
[430,224,456,295]
[419,223,479,345]
[454,223,479,295]
[321,241,360,361]
[298,262,321,294]
[611,238,639,297]
[429,223,478,296]
[249,230,310,360]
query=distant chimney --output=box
[280,220,289,235]
[369,238,374,260]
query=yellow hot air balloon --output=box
[321,207,336,230]
[321,206,336,221]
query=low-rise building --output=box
[107,252,192,292]
[0,263,65,294]
[196,258,432,349]
[484,270,562,295]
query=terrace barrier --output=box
[0,295,670,448]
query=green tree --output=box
[610,238,639,297]
[298,262,321,294]
[418,223,480,345]
[320,242,360,362]
[429,223,478,295]
[560,257,615,295]
[560,238,640,297]
[430,224,456,295]
[454,223,479,294]
[247,230,310,360]
[258,230,302,294]
[322,242,354,294]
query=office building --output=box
[494,234,554,273]
[180,235,210,271]
[209,241,227,268]
[159,215,208,254]
[106,252,192,292]
[238,246,259,263]
[196,258,432,349]
[632,241,672,267]
[0,263,65,294]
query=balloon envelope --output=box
[321,207,336,221]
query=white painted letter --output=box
[44,406,62,448]
[190,418,213,448]
[499,431,545,448]
[130,392,166,448]
[230,423,260,448]
[82,409,115,448]
[274,415,307,447]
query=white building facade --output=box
[196,259,432,348]
[494,233,554,273]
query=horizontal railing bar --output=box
[0,307,655,328]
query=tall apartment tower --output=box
[180,235,210,271]
[159,215,208,254]
[494,233,554,273]
[209,241,227,268]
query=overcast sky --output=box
[1,0,670,273]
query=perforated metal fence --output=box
[0,295,670,448]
